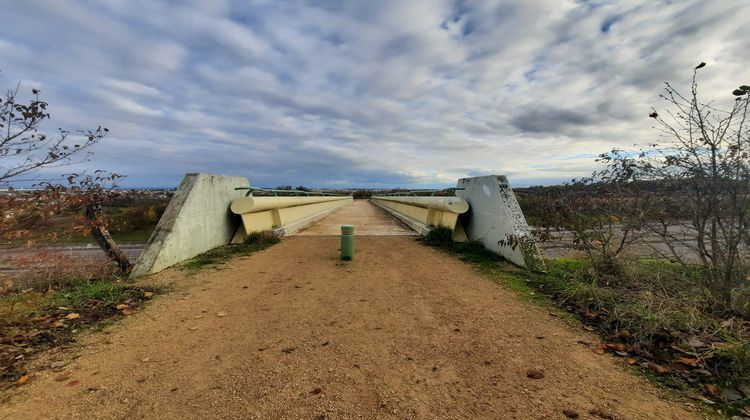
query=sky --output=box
[0,0,748,189]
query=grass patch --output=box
[420,228,750,415]
[182,231,280,271]
[0,277,160,386]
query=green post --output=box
[340,224,355,260]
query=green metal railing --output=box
[377,187,465,197]
[235,186,349,197]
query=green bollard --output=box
[340,224,355,260]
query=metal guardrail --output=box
[377,187,465,197]
[235,186,349,197]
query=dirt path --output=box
[0,236,696,419]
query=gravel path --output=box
[0,236,696,419]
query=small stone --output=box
[54,372,72,382]
[49,361,68,369]
[526,368,545,379]
[562,409,579,419]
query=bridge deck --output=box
[294,199,416,236]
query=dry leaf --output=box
[592,348,606,355]
[188,326,199,331]
[216,311,228,317]
[67,380,80,387]
[143,291,154,298]
[649,363,669,374]
[121,308,135,316]
[193,315,204,319]
[64,313,80,320]
[52,319,66,328]
[605,343,626,352]
[705,383,721,398]
[675,357,699,366]
[625,358,638,365]
[16,375,31,385]
[141,357,151,363]
[686,336,706,348]
[116,304,129,310]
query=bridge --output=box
[130,173,543,278]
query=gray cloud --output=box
[0,0,748,188]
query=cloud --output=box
[0,0,748,188]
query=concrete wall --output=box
[456,175,544,271]
[130,173,249,278]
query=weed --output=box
[183,231,280,271]
[0,277,159,383]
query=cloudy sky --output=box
[1,1,748,188]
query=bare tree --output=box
[0,84,106,185]
[595,64,749,311]
[0,78,132,273]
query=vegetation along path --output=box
[1,234,696,419]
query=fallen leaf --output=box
[67,380,80,387]
[675,357,699,366]
[16,375,31,385]
[193,315,204,319]
[54,373,72,382]
[115,304,129,310]
[52,320,66,328]
[216,311,227,317]
[625,358,638,366]
[592,348,606,355]
[526,368,545,379]
[143,291,154,298]
[188,326,199,331]
[686,336,706,348]
[605,343,626,352]
[121,308,135,316]
[64,313,80,320]
[704,383,721,398]
[741,406,750,416]
[141,357,151,363]
[649,363,669,374]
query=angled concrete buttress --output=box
[130,173,249,278]
[455,175,545,271]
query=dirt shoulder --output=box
[0,236,698,419]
